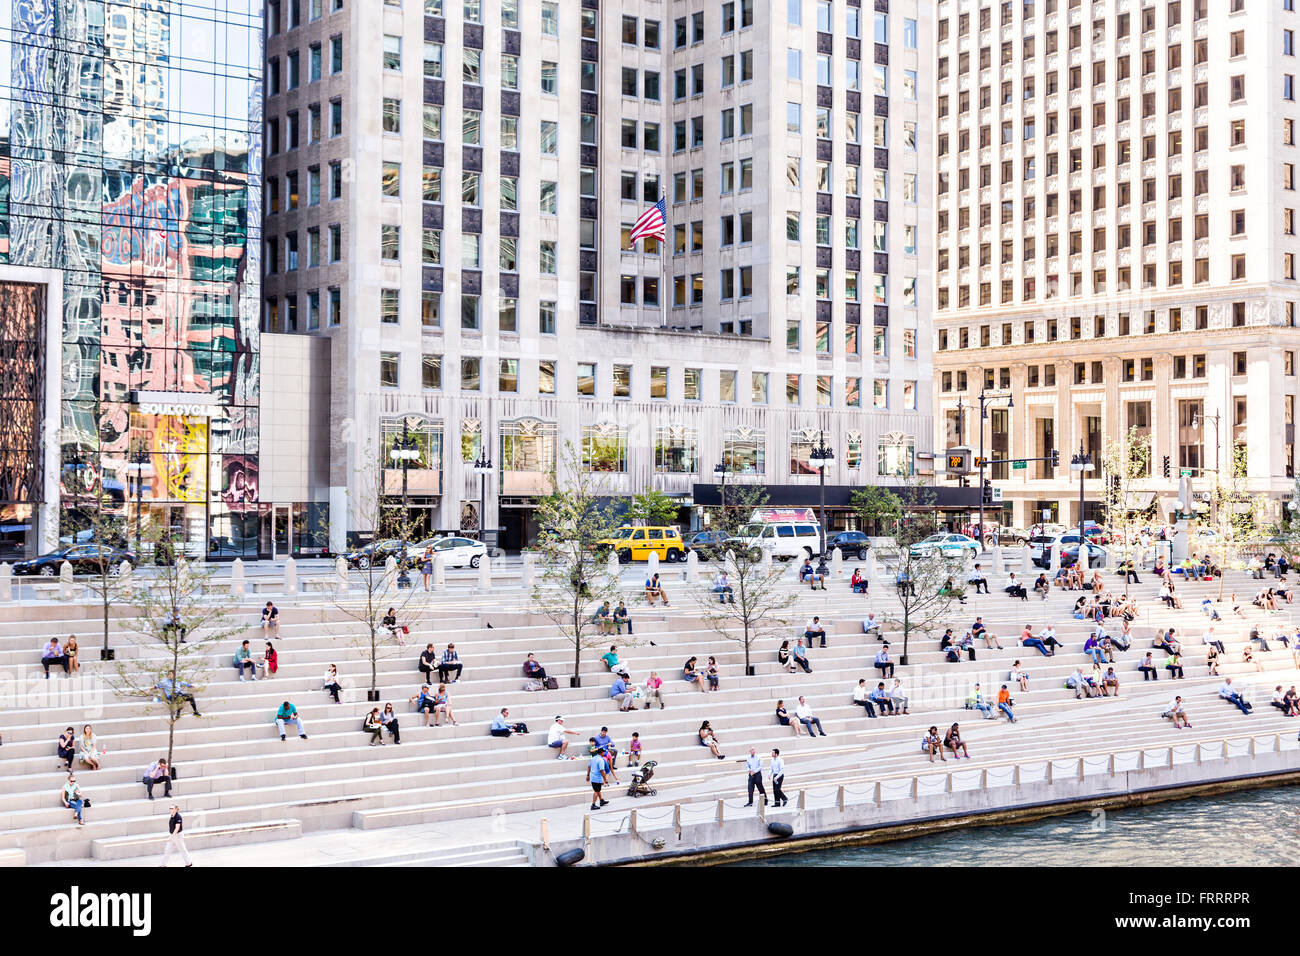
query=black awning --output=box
[691,483,982,509]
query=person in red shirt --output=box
[996,685,1017,722]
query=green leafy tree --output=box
[627,488,680,527]
[692,482,798,675]
[1203,443,1266,599]
[530,443,626,687]
[850,485,903,535]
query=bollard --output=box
[1020,545,1031,573]
[1167,746,1174,768]
[59,560,74,600]
[583,815,591,840]
[757,799,765,823]
[762,549,772,574]
[1276,734,1283,754]
[1046,762,1053,785]
[1077,757,1085,781]
[0,562,12,602]
[522,551,536,589]
[716,798,724,826]
[837,785,846,811]
[1014,764,1021,787]
[434,554,447,588]
[1222,740,1229,762]
[874,781,882,806]
[685,549,699,583]
[830,547,843,576]
[1249,737,1256,758]
[911,776,918,801]
[863,550,876,582]
[284,556,298,594]
[478,553,491,590]
[990,547,1004,575]
[629,809,637,834]
[673,803,682,838]
[646,550,660,577]
[541,817,550,850]
[1195,744,1202,766]
[1109,753,1117,775]
[231,557,246,598]
[1138,750,1145,770]
[607,550,621,581]
[334,556,348,593]
[797,789,806,811]
[945,773,953,793]
[980,769,988,790]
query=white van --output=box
[730,520,823,560]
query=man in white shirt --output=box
[712,571,735,604]
[744,746,769,806]
[770,749,788,806]
[1218,677,1253,714]
[852,678,878,717]
[889,678,910,715]
[1166,695,1191,728]
[805,616,828,648]
[547,716,579,759]
[1202,628,1225,653]
[967,563,989,594]
[1038,624,1063,653]
[794,696,828,736]
[862,612,883,639]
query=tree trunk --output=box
[370,626,378,693]
[166,640,180,769]
[572,596,582,687]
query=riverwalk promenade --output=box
[2,550,1297,866]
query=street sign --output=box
[1179,469,1192,477]
[1012,460,1027,470]
[990,487,1003,503]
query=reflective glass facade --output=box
[0,0,263,556]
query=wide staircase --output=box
[1,562,1297,863]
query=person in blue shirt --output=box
[409,684,438,726]
[489,707,526,737]
[791,639,812,673]
[156,671,200,716]
[593,727,619,768]
[895,568,915,596]
[610,672,634,711]
[274,700,306,739]
[874,648,894,679]
[869,681,895,715]
[586,749,610,809]
[439,643,463,683]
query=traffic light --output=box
[1162,455,1171,478]
[1049,449,1060,468]
[981,479,993,504]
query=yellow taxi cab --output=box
[597,526,685,563]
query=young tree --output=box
[692,482,798,675]
[328,448,432,700]
[107,530,243,769]
[71,489,136,661]
[627,488,680,527]
[1205,443,1264,599]
[850,485,903,536]
[882,473,964,666]
[1100,425,1152,596]
[530,443,625,687]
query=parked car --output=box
[908,533,980,561]
[403,535,486,569]
[596,526,686,563]
[828,530,871,559]
[728,521,823,561]
[1059,542,1110,569]
[343,538,406,570]
[13,544,137,576]
[683,529,729,561]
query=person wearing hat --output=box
[160,804,192,867]
[547,715,579,758]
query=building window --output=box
[877,437,915,477]
[379,351,399,388]
[422,354,442,390]
[577,362,596,396]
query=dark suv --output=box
[684,530,729,561]
[828,531,871,559]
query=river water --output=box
[732,784,1300,866]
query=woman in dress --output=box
[697,720,724,759]
[77,724,104,770]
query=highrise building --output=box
[932,0,1300,529]
[0,0,264,558]
[263,0,962,554]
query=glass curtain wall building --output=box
[0,0,263,557]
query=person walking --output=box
[160,804,192,867]
[770,750,787,807]
[744,747,769,807]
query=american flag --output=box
[628,197,667,245]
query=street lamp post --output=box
[809,430,835,574]
[713,461,730,535]
[976,389,1014,551]
[389,422,421,589]
[470,447,493,551]
[125,448,154,555]
[1070,441,1096,567]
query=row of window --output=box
[939,305,1258,348]
[936,0,1215,45]
[377,352,916,411]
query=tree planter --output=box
[745,665,756,677]
[366,689,380,702]
[99,648,115,661]
[570,676,582,688]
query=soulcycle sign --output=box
[130,390,219,418]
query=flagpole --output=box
[659,196,668,328]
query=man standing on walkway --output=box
[770,750,787,807]
[160,804,192,867]
[744,747,768,807]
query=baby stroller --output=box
[628,760,658,798]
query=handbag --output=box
[401,625,410,634]
[82,798,91,808]
[544,677,559,690]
